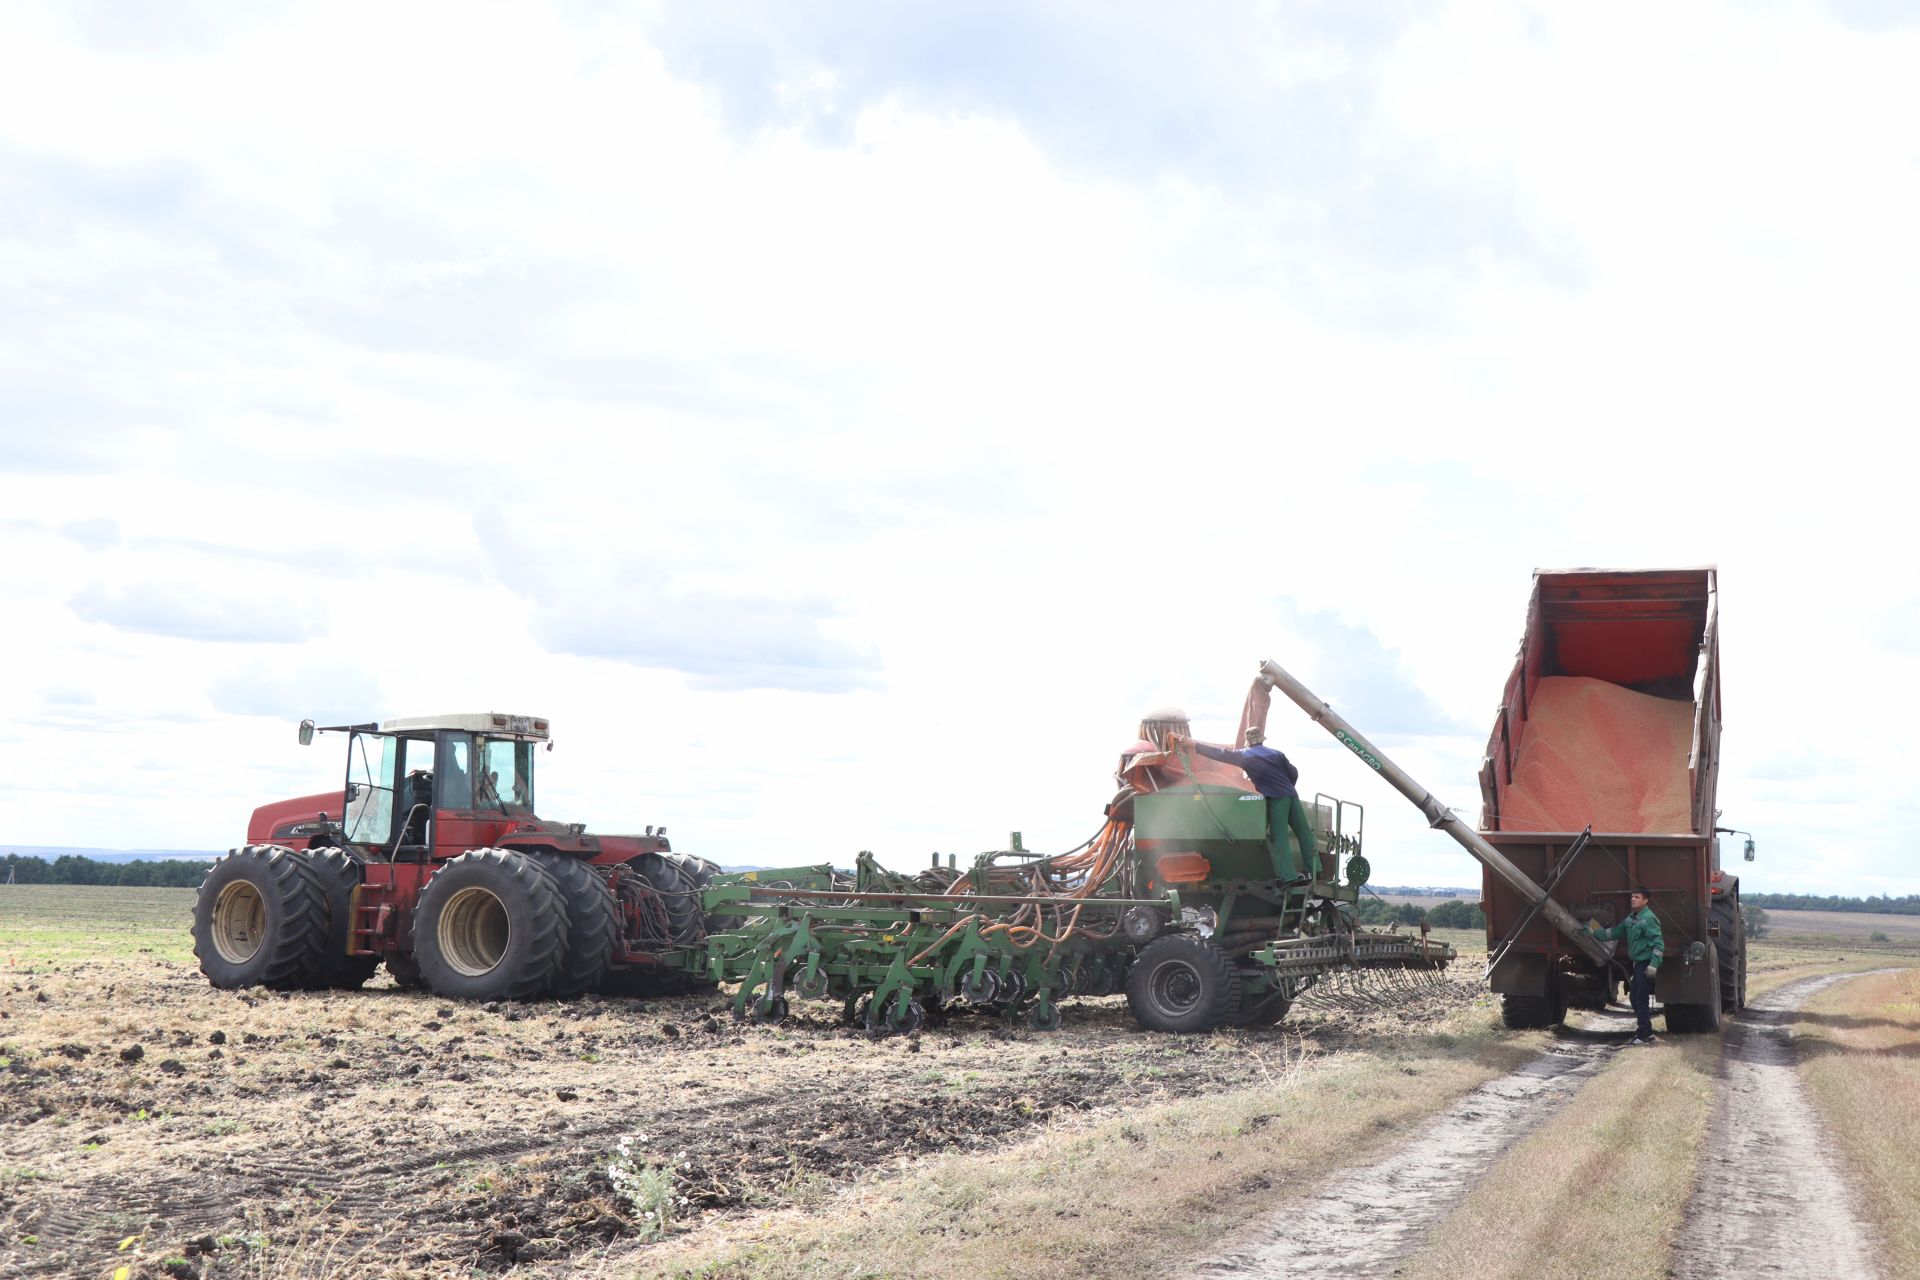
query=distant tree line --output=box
[1353,897,1487,929]
[1742,893,1920,916]
[2,853,212,887]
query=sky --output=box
[2,1,1917,895]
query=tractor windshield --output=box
[477,738,535,811]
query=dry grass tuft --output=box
[1793,967,1920,1277]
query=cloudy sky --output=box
[3,1,1916,894]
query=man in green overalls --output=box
[1590,888,1664,1045]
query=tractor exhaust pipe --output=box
[1255,659,1612,967]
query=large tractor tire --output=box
[1710,897,1746,1012]
[1500,990,1567,1029]
[633,853,706,946]
[298,846,382,990]
[531,853,619,997]
[414,849,568,1001]
[1126,935,1241,1033]
[192,845,330,990]
[1665,948,1724,1033]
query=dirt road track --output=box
[1187,1015,1625,1278]
[1671,972,1890,1280]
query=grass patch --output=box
[1794,967,1920,1276]
[0,884,198,968]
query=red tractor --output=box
[191,714,714,1000]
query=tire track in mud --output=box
[1670,971,1891,1280]
[1186,1016,1627,1279]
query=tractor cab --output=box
[302,713,549,860]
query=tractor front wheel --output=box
[1126,935,1241,1033]
[192,845,330,990]
[415,849,568,1001]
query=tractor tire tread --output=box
[298,846,382,990]
[192,844,331,990]
[415,848,569,1001]
[1125,934,1240,1033]
[530,852,619,997]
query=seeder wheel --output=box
[865,992,926,1035]
[961,969,1001,1004]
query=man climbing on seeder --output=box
[1170,726,1320,884]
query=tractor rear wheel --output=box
[192,845,330,990]
[531,853,619,997]
[298,847,382,990]
[415,849,568,1001]
[1126,935,1240,1033]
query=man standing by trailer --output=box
[1591,888,1664,1045]
[1174,727,1320,883]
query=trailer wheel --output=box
[297,847,382,990]
[415,849,568,1001]
[193,845,331,990]
[1126,935,1240,1033]
[1665,951,1723,1033]
[1711,898,1746,1012]
[1499,991,1566,1029]
[530,853,618,997]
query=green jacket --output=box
[1591,907,1664,967]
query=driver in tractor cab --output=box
[1173,726,1321,883]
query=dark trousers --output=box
[1629,961,1655,1038]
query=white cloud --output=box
[1,1,1917,896]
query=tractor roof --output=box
[376,713,550,741]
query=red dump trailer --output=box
[1476,566,1745,1031]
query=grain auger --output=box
[680,702,1457,1034]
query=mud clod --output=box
[119,1044,145,1064]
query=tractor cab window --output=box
[437,734,475,810]
[478,738,535,811]
[344,733,400,846]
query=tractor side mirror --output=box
[346,781,361,802]
[1744,838,1756,862]
[299,719,315,746]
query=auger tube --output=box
[1256,659,1612,967]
